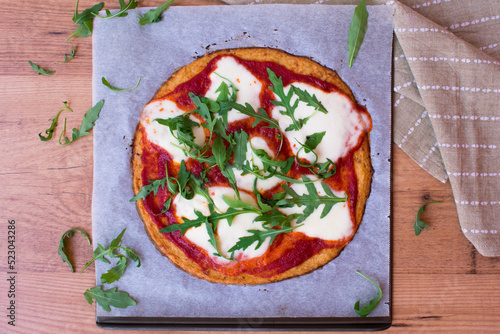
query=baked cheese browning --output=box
[132,48,373,284]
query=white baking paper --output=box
[92,4,393,322]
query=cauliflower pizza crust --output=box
[132,48,373,284]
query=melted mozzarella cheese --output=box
[172,187,270,262]
[272,82,370,164]
[140,99,205,163]
[204,56,262,123]
[280,182,354,241]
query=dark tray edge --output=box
[96,315,392,331]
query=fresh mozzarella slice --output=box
[280,182,354,241]
[205,56,263,123]
[272,82,371,164]
[141,99,205,163]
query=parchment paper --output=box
[92,4,393,321]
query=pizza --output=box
[131,48,373,284]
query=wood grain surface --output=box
[1,0,499,333]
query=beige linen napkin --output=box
[222,0,500,256]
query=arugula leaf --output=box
[81,228,141,276]
[223,195,257,211]
[61,43,76,63]
[68,0,104,40]
[137,0,175,25]
[159,210,206,234]
[414,201,442,236]
[354,270,382,317]
[28,61,55,75]
[255,210,301,228]
[212,135,227,171]
[295,131,327,169]
[190,93,213,124]
[304,131,326,153]
[225,101,284,157]
[267,68,302,131]
[95,0,139,19]
[110,228,127,249]
[292,86,328,114]
[72,0,104,23]
[162,205,257,233]
[227,102,279,130]
[211,206,254,228]
[100,255,127,284]
[130,178,166,202]
[256,193,274,212]
[92,243,111,264]
[39,101,72,141]
[214,79,236,127]
[122,247,141,265]
[102,76,141,91]
[277,176,347,224]
[348,0,369,68]
[83,286,136,312]
[234,131,248,170]
[59,100,104,145]
[58,228,91,272]
[215,81,232,103]
[313,158,336,178]
[181,162,215,205]
[214,74,238,119]
[228,224,298,254]
[155,114,200,151]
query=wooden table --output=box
[1,0,499,332]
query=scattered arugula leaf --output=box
[59,99,104,145]
[39,101,72,141]
[68,0,104,40]
[68,0,138,40]
[348,0,369,68]
[28,61,55,75]
[414,201,442,236]
[100,254,127,284]
[94,0,138,19]
[102,76,141,91]
[83,286,136,312]
[59,227,139,313]
[62,43,76,63]
[354,270,382,317]
[137,0,175,26]
[58,228,91,273]
[81,228,141,277]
